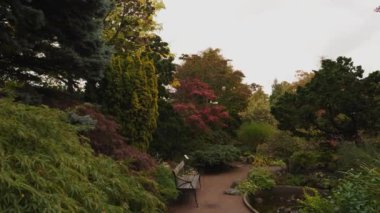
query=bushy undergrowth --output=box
[190,144,240,170]
[289,151,320,174]
[256,132,309,160]
[251,155,286,168]
[76,105,156,171]
[0,100,165,212]
[153,164,179,202]
[237,122,276,150]
[238,168,276,195]
[337,142,380,171]
[300,167,380,213]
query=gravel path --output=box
[169,163,251,213]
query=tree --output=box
[0,0,111,92]
[176,49,251,120]
[271,57,380,143]
[173,78,230,131]
[241,86,275,125]
[98,0,173,150]
[103,0,174,97]
[270,70,314,105]
[150,100,193,160]
[98,53,158,150]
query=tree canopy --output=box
[241,86,275,125]
[271,57,380,142]
[0,0,111,91]
[176,48,251,119]
[173,78,230,131]
[98,0,171,149]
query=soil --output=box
[169,163,251,213]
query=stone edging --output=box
[242,193,259,213]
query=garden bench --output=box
[172,160,201,207]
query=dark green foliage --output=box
[289,151,320,174]
[0,0,111,90]
[98,54,158,150]
[150,100,192,160]
[271,57,380,141]
[256,132,309,160]
[337,142,380,171]
[148,36,176,98]
[300,167,380,213]
[0,100,165,212]
[190,144,240,170]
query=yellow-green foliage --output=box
[99,53,158,150]
[252,155,286,168]
[238,168,275,195]
[0,100,165,212]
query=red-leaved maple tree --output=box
[173,78,229,131]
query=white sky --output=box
[156,0,380,93]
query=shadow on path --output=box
[169,163,251,213]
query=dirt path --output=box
[169,163,251,213]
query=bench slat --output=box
[172,160,200,207]
[176,174,200,189]
[173,161,185,175]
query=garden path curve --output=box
[169,163,251,213]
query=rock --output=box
[230,179,242,188]
[285,208,292,213]
[255,197,264,204]
[224,188,240,195]
[277,206,286,213]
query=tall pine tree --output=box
[0,0,111,91]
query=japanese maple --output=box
[173,78,230,131]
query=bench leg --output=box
[193,189,198,207]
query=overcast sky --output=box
[156,0,380,93]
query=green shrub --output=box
[0,100,165,212]
[256,131,309,160]
[153,164,179,202]
[333,167,380,212]
[279,173,307,186]
[252,155,286,167]
[299,188,335,213]
[238,168,276,195]
[337,143,380,171]
[150,100,193,160]
[300,167,380,213]
[237,122,276,150]
[289,151,320,173]
[190,144,240,170]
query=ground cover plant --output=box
[238,168,276,195]
[300,167,380,213]
[0,99,168,212]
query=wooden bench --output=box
[172,160,201,207]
